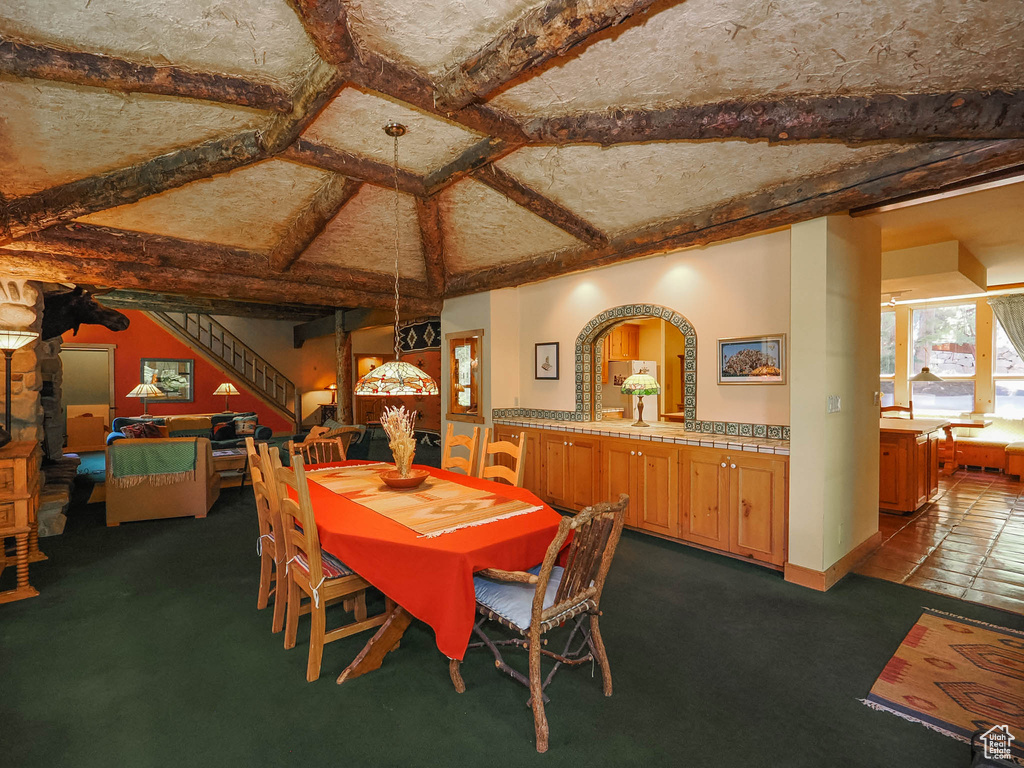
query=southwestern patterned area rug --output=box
[863,608,1024,764]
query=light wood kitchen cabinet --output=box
[607,323,639,361]
[679,448,787,566]
[601,439,678,534]
[540,432,601,511]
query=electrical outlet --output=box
[826,395,842,413]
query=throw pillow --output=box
[233,415,258,436]
[212,422,237,441]
[122,422,162,439]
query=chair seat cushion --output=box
[292,548,353,579]
[957,437,1009,448]
[474,565,567,630]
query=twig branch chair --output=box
[442,423,480,476]
[266,445,387,681]
[450,494,629,753]
[476,428,526,487]
[880,401,914,419]
[245,437,288,634]
[287,436,347,466]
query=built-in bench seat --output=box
[949,416,1024,473]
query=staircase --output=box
[150,312,296,423]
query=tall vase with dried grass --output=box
[381,405,417,478]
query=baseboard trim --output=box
[784,531,883,592]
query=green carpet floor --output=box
[2,477,1022,767]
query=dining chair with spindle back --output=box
[450,494,630,753]
[267,447,387,681]
[442,423,480,476]
[246,437,288,634]
[476,428,527,487]
[881,402,914,419]
[287,436,347,466]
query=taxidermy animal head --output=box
[41,287,130,340]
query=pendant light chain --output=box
[392,131,401,360]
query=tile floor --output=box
[855,469,1024,616]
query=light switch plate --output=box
[826,395,842,413]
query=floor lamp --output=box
[0,330,40,434]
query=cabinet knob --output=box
[638,451,643,456]
[569,442,573,447]
[630,451,636,456]
[731,463,736,469]
[721,462,727,468]
[563,441,567,446]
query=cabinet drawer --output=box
[0,500,16,528]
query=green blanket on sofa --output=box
[108,439,198,488]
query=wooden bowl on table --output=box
[381,468,430,489]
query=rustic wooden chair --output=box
[881,401,914,419]
[476,428,527,487]
[267,448,388,681]
[450,494,630,753]
[245,439,290,634]
[442,423,480,476]
[287,436,347,466]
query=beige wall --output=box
[441,291,493,439]
[789,215,882,571]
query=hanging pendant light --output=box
[354,122,439,397]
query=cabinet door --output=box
[601,439,636,527]
[679,449,729,549]
[567,436,601,511]
[878,435,905,508]
[522,430,542,496]
[634,443,678,536]
[622,324,639,360]
[729,454,787,566]
[540,433,568,507]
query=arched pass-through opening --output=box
[576,305,697,425]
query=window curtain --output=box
[989,295,1024,360]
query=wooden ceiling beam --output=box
[258,58,346,153]
[7,223,435,299]
[96,290,334,321]
[523,91,1024,145]
[269,176,363,271]
[434,0,660,111]
[4,131,264,243]
[344,53,529,144]
[282,139,426,195]
[1,248,441,314]
[285,0,357,65]
[423,138,522,195]
[0,37,292,112]
[447,140,1024,296]
[471,164,608,246]
[415,197,448,296]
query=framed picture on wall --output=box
[718,335,786,384]
[141,358,194,401]
[535,342,559,380]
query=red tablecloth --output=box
[304,462,563,660]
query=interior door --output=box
[61,346,113,421]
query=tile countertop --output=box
[492,417,790,455]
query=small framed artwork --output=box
[535,342,559,380]
[718,335,786,384]
[141,358,194,401]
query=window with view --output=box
[994,318,1024,416]
[880,311,895,407]
[911,304,975,414]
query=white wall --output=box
[441,292,493,439]
[789,215,881,572]
[511,229,792,425]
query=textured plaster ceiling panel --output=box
[77,159,333,252]
[346,0,529,74]
[497,142,905,235]
[0,78,265,198]
[867,181,1024,285]
[493,0,1024,116]
[301,185,427,280]
[303,88,483,175]
[440,178,583,272]
[0,0,315,88]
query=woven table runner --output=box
[308,464,542,537]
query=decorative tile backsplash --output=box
[492,408,790,440]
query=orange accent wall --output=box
[65,310,292,432]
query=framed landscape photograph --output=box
[141,358,194,402]
[535,342,559,380]
[718,335,786,384]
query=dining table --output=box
[300,460,565,684]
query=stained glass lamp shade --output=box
[355,360,440,396]
[621,372,661,428]
[213,382,239,411]
[127,382,164,418]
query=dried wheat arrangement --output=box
[381,405,417,477]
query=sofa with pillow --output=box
[107,412,272,449]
